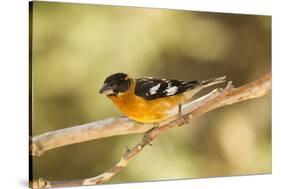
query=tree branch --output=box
[31,117,154,156]
[31,81,223,156]
[30,73,271,188]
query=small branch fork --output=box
[30,73,271,188]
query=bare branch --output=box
[30,73,271,188]
[31,117,154,156]
[31,81,223,156]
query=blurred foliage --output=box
[30,1,271,184]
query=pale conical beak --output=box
[99,84,114,95]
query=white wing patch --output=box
[167,82,172,88]
[165,86,178,95]
[149,83,161,95]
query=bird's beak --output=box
[99,84,114,95]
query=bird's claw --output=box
[177,113,189,126]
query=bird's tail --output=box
[200,76,226,88]
[182,76,226,101]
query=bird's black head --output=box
[99,73,131,96]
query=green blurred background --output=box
[31,1,271,184]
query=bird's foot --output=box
[177,113,189,126]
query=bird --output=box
[99,73,226,124]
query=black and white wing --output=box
[135,77,199,100]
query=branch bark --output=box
[31,117,154,156]
[31,82,222,156]
[30,73,271,188]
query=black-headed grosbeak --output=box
[99,73,225,123]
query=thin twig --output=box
[30,73,271,188]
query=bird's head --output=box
[99,73,131,97]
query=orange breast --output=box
[108,91,183,123]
